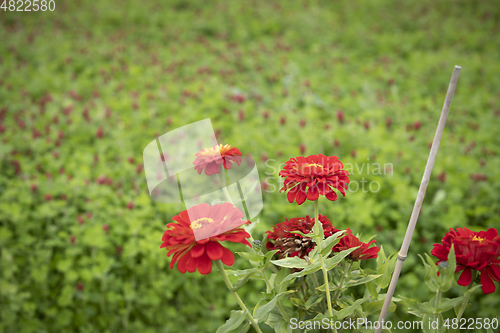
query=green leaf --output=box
[237,322,251,333]
[216,310,247,333]
[305,294,324,309]
[437,297,463,312]
[225,268,260,277]
[337,297,369,319]
[265,313,292,333]
[282,262,322,283]
[319,230,345,256]
[237,252,264,263]
[437,245,456,292]
[362,299,397,316]
[399,296,435,317]
[273,268,291,293]
[263,250,278,266]
[453,284,481,316]
[422,313,445,333]
[376,246,387,269]
[232,273,257,292]
[376,253,397,290]
[324,247,358,270]
[254,291,295,321]
[419,254,439,293]
[271,256,308,269]
[344,274,382,289]
[366,281,379,299]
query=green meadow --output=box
[0,0,499,332]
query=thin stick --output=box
[375,66,461,333]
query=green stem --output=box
[332,261,352,303]
[220,166,258,246]
[310,272,326,313]
[456,273,476,320]
[218,166,233,204]
[260,270,291,322]
[434,289,441,315]
[314,200,334,318]
[215,260,263,333]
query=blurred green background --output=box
[0,0,499,332]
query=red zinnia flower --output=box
[193,144,242,176]
[333,228,379,261]
[431,227,500,294]
[266,215,339,258]
[279,154,350,205]
[161,203,251,275]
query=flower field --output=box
[1,0,499,332]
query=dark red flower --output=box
[193,144,242,176]
[266,215,338,258]
[431,227,500,294]
[279,154,350,205]
[333,228,379,261]
[161,203,251,275]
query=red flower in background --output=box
[279,154,350,205]
[193,144,242,176]
[333,228,379,261]
[431,227,500,294]
[161,203,251,275]
[266,215,339,258]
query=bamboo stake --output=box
[375,66,461,333]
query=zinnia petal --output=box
[206,241,224,261]
[220,246,235,266]
[480,269,496,294]
[457,267,473,286]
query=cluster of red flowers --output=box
[266,215,379,261]
[432,227,500,294]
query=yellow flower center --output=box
[306,163,323,168]
[472,235,485,243]
[190,217,215,230]
[197,144,231,158]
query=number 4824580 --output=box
[1,0,55,11]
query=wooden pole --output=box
[374,66,461,333]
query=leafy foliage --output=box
[1,0,499,332]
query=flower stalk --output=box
[215,260,263,333]
[456,272,475,320]
[314,200,334,318]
